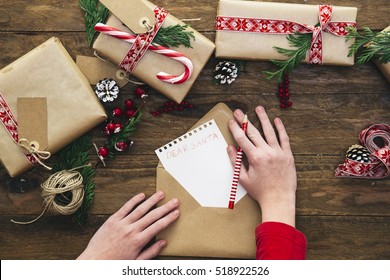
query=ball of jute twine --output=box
[11,166,88,225]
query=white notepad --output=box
[155,119,246,208]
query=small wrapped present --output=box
[93,0,215,103]
[374,26,390,83]
[0,37,107,177]
[215,0,358,65]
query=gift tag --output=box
[17,97,48,150]
[76,56,129,88]
[100,0,155,34]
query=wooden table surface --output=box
[0,0,389,260]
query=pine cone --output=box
[214,61,238,84]
[95,78,119,102]
[346,144,370,163]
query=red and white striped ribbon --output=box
[216,5,356,64]
[0,92,37,165]
[335,124,390,179]
[94,7,193,84]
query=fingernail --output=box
[256,106,264,113]
[171,198,179,206]
[173,209,180,216]
[157,191,164,198]
[227,146,234,155]
[159,240,167,248]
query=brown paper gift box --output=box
[215,0,357,65]
[93,0,215,104]
[156,103,261,259]
[374,26,390,83]
[0,37,107,177]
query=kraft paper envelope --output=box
[156,103,261,259]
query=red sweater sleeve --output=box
[255,221,307,260]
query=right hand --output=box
[227,106,297,227]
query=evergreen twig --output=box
[79,0,109,46]
[346,27,390,64]
[106,112,142,154]
[53,134,96,226]
[263,32,312,82]
[79,1,195,48]
[153,24,195,48]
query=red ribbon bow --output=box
[335,124,390,179]
[215,5,356,64]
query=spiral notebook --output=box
[155,119,246,208]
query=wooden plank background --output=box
[0,0,389,260]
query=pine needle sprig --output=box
[263,32,312,81]
[153,24,195,48]
[79,0,109,46]
[105,112,142,154]
[346,27,390,64]
[79,1,195,48]
[53,134,96,226]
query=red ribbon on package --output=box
[94,6,193,84]
[0,92,38,166]
[335,124,390,179]
[215,5,356,64]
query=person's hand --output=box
[227,106,297,227]
[77,191,180,260]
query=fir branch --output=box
[263,32,312,81]
[79,0,109,46]
[53,134,96,226]
[106,112,142,153]
[153,24,195,48]
[346,27,390,64]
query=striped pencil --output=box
[228,114,248,209]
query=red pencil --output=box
[228,114,248,209]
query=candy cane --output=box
[94,23,193,84]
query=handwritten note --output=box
[155,119,246,208]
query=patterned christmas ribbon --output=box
[216,5,356,64]
[0,92,38,166]
[95,6,193,84]
[335,124,390,179]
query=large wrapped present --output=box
[0,37,107,177]
[93,0,215,103]
[215,0,358,65]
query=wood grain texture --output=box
[0,0,389,260]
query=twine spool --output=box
[11,167,87,225]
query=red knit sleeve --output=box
[255,221,307,260]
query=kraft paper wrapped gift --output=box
[215,0,358,65]
[374,26,390,83]
[93,0,215,104]
[156,103,261,259]
[0,37,107,177]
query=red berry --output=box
[98,147,109,158]
[285,93,290,98]
[126,109,136,118]
[287,101,293,107]
[134,86,146,98]
[114,123,123,133]
[112,107,122,117]
[107,122,115,131]
[278,93,284,98]
[114,141,130,152]
[124,99,134,109]
[281,103,287,108]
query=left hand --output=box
[77,191,180,260]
